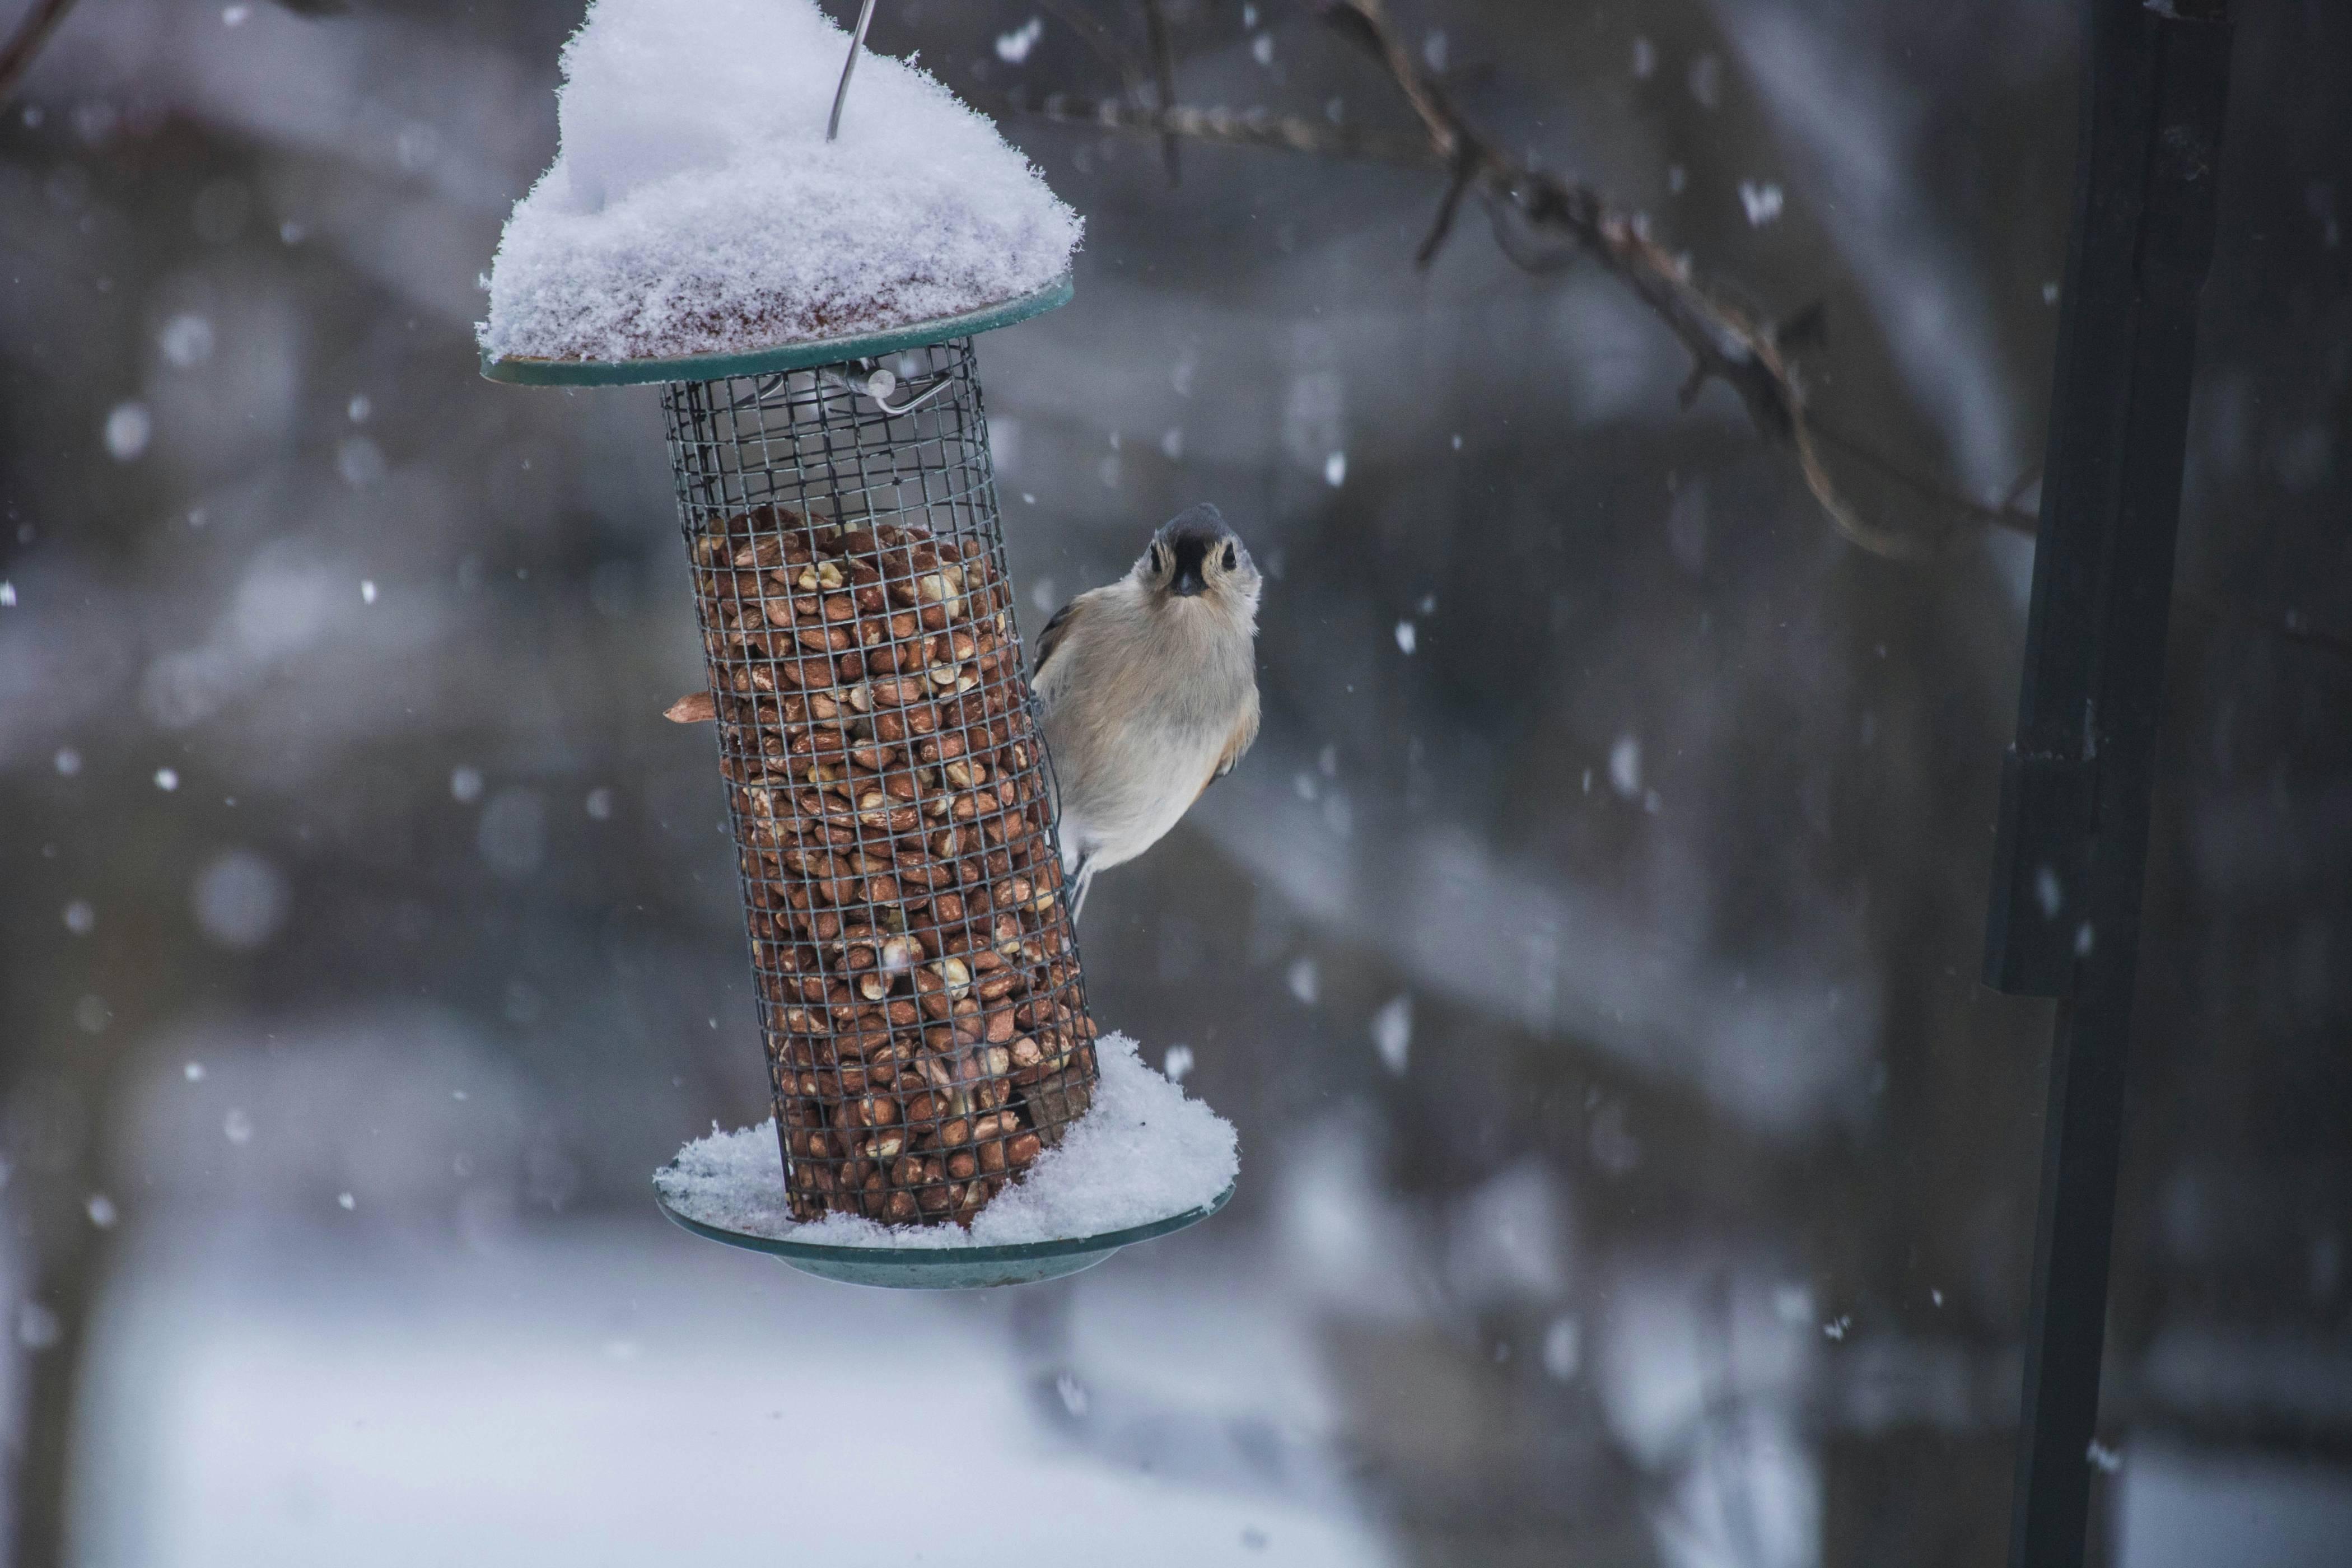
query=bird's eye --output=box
[1221,544,1237,571]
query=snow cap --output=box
[480,0,1081,363]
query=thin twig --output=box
[1140,0,1182,186]
[1000,86,1433,164]
[1809,417,2040,538]
[0,0,80,104]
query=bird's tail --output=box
[1067,853,1097,924]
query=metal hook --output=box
[827,0,880,142]
[820,359,956,416]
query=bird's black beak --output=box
[1168,536,1210,596]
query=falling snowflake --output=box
[160,312,216,367]
[105,402,152,461]
[1323,451,1346,487]
[1688,53,1723,109]
[1370,995,1411,1074]
[16,1304,60,1351]
[1287,956,1320,1006]
[1739,180,1785,227]
[1164,1044,1194,1083]
[155,767,180,791]
[994,17,1042,63]
[1609,735,1641,798]
[1542,1315,1581,1379]
[1394,620,1416,654]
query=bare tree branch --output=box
[0,0,80,104]
[1002,0,2027,560]
[1312,0,1953,557]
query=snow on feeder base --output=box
[655,1033,1238,1289]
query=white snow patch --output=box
[480,0,1081,363]
[652,1033,1237,1247]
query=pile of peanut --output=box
[687,504,1099,1225]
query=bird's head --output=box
[1133,503,1260,614]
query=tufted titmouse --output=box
[1034,503,1263,918]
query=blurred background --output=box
[2,1,2348,1564]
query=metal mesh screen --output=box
[661,337,1099,1227]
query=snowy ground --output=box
[66,1207,1392,1568]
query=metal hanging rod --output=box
[827,0,880,142]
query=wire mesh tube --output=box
[661,338,1099,1226]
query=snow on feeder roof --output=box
[478,0,1081,375]
[477,0,1230,1287]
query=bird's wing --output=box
[1196,696,1261,802]
[1033,595,1084,684]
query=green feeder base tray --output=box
[480,274,1073,387]
[654,1179,1235,1290]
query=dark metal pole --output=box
[1982,4,2233,1566]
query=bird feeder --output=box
[477,0,1230,1287]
